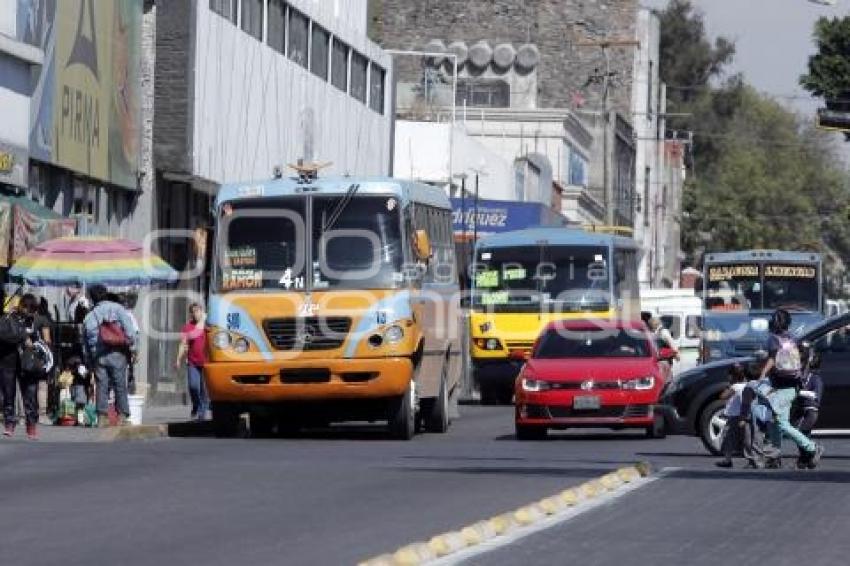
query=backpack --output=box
[20,340,54,376]
[99,320,129,348]
[772,333,802,387]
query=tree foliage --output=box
[659,2,850,293]
[800,16,850,102]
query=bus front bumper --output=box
[204,357,414,402]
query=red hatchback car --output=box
[514,319,674,440]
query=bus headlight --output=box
[474,338,503,351]
[213,331,232,350]
[622,376,655,390]
[384,325,405,344]
[233,337,250,354]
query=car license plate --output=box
[573,395,601,410]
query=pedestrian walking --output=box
[83,285,138,427]
[792,343,824,469]
[648,317,679,360]
[1,294,52,439]
[759,309,824,468]
[175,303,209,421]
[716,364,766,468]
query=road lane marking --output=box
[358,463,673,566]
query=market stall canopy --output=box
[9,236,179,287]
[0,194,77,267]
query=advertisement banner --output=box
[0,141,29,189]
[12,205,77,262]
[0,200,12,268]
[450,198,566,238]
[17,0,142,189]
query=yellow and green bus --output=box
[469,227,641,404]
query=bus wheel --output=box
[388,381,416,440]
[212,402,241,438]
[424,372,450,433]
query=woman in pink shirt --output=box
[175,303,209,421]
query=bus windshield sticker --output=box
[708,264,759,282]
[226,312,241,331]
[279,268,305,290]
[475,270,499,288]
[503,267,526,281]
[386,198,397,211]
[594,254,603,262]
[764,265,816,278]
[481,291,510,305]
[481,252,492,260]
[222,269,263,290]
[226,247,257,268]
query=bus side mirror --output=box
[414,230,432,262]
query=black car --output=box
[659,312,850,455]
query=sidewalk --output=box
[1,404,202,443]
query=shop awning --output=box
[0,194,77,268]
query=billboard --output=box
[17,0,142,189]
[450,198,567,239]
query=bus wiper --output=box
[322,183,359,232]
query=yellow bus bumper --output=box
[204,357,414,402]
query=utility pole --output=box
[574,38,640,226]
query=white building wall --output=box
[191,0,391,184]
[631,8,662,287]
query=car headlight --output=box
[622,376,655,390]
[384,325,404,344]
[233,337,250,353]
[704,330,722,341]
[521,378,551,392]
[213,331,232,350]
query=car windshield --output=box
[472,245,611,312]
[534,328,651,359]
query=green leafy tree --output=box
[800,16,850,103]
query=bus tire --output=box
[388,380,416,440]
[250,410,276,438]
[424,370,450,433]
[212,402,241,438]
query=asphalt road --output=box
[1,406,848,566]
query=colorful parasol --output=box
[8,236,179,287]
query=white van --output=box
[641,288,702,374]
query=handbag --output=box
[0,314,26,345]
[20,340,54,376]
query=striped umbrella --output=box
[8,236,179,287]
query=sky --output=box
[645,0,848,117]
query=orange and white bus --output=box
[204,175,461,439]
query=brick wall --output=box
[369,0,638,114]
[153,0,194,174]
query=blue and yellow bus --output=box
[204,175,461,439]
[469,228,641,404]
[701,250,824,362]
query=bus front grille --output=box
[263,317,352,351]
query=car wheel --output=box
[699,399,728,456]
[424,371,450,433]
[212,402,241,438]
[388,380,416,440]
[249,410,276,438]
[515,423,547,440]
[645,414,667,439]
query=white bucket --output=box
[128,394,145,426]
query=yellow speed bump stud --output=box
[617,466,640,483]
[559,488,580,506]
[538,496,563,515]
[513,504,543,525]
[392,543,428,566]
[635,461,653,477]
[580,481,601,499]
[487,513,515,536]
[460,525,484,546]
[599,472,623,491]
[359,554,394,566]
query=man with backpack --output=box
[83,285,138,427]
[758,309,824,468]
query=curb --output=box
[104,424,168,442]
[358,462,653,566]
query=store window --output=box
[310,24,330,81]
[350,51,368,103]
[369,62,385,114]
[209,0,237,23]
[288,7,309,68]
[268,0,286,54]
[241,0,264,40]
[331,37,349,93]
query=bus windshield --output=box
[217,196,404,292]
[705,262,819,312]
[472,245,611,312]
